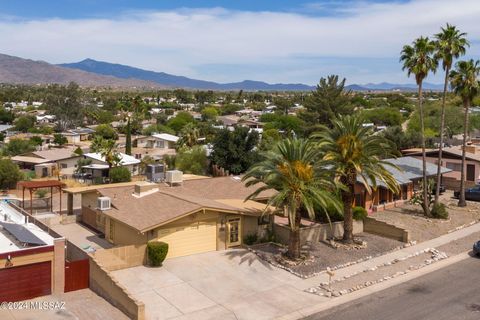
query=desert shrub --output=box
[109,167,131,183]
[243,233,258,246]
[147,241,169,266]
[431,203,449,219]
[352,206,368,221]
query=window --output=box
[446,162,462,172]
[109,220,115,241]
[156,140,165,148]
[61,163,68,169]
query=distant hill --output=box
[0,54,162,88]
[59,58,315,91]
[358,82,444,91]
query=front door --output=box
[227,217,241,247]
[467,164,476,182]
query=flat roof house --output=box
[74,176,276,259]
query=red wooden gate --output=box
[64,259,89,292]
[0,261,51,301]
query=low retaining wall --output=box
[364,217,410,242]
[373,199,408,212]
[274,220,364,245]
[89,256,145,320]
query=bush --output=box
[431,203,449,219]
[109,167,131,183]
[244,233,258,246]
[147,241,169,266]
[0,159,24,189]
[352,206,368,221]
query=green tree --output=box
[3,138,36,156]
[201,107,219,121]
[449,59,480,207]
[0,108,14,123]
[400,36,438,216]
[300,75,352,128]
[243,138,340,258]
[29,136,43,146]
[125,118,132,155]
[94,124,118,140]
[90,136,120,169]
[361,108,402,126]
[313,115,399,242]
[433,24,469,204]
[210,127,259,174]
[109,166,131,183]
[177,123,200,148]
[0,159,23,189]
[53,133,68,146]
[175,146,208,175]
[14,116,36,132]
[167,111,194,133]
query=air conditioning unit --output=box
[97,196,111,211]
[146,164,165,182]
[165,170,183,186]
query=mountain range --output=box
[58,59,445,91]
[0,53,444,91]
[0,54,162,88]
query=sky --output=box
[0,0,478,85]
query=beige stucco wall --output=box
[364,217,410,242]
[274,220,364,246]
[107,217,148,246]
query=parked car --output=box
[473,241,480,256]
[454,185,480,201]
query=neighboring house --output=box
[12,147,81,177]
[404,145,480,190]
[354,156,451,212]
[6,133,53,150]
[36,115,56,124]
[61,128,95,145]
[82,152,141,178]
[132,133,179,160]
[75,175,276,259]
[0,201,65,302]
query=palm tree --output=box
[449,59,480,207]
[313,115,399,243]
[242,138,340,259]
[433,24,469,205]
[91,136,120,169]
[178,123,200,148]
[400,36,438,216]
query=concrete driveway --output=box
[112,249,326,320]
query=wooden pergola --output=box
[17,180,66,215]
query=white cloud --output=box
[0,0,478,84]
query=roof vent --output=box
[166,170,183,186]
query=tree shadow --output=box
[223,247,274,270]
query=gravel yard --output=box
[251,233,403,278]
[370,191,480,243]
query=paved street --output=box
[307,256,480,320]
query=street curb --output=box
[281,251,472,319]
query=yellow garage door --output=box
[158,220,217,258]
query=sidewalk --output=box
[264,221,480,320]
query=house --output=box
[81,152,141,179]
[403,145,480,190]
[61,128,95,145]
[132,133,179,160]
[72,175,276,259]
[354,156,451,212]
[0,200,65,302]
[12,147,81,177]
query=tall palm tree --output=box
[400,36,438,216]
[313,115,399,243]
[178,123,200,149]
[433,24,469,204]
[449,59,480,207]
[242,138,340,259]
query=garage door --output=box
[158,220,217,258]
[0,261,51,302]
